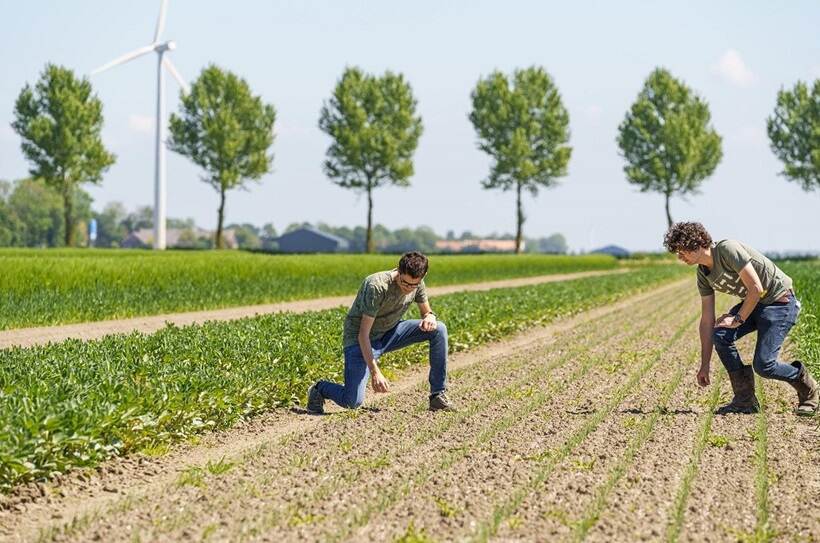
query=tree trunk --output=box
[366,181,374,254]
[216,185,226,249]
[63,181,73,247]
[665,193,673,229]
[515,182,524,254]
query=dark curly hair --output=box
[663,222,713,253]
[398,251,429,278]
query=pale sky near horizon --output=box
[1,1,819,252]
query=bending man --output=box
[664,222,818,415]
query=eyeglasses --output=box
[399,276,422,289]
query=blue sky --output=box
[1,1,819,251]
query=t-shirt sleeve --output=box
[697,269,714,297]
[414,280,428,304]
[360,281,384,317]
[720,241,752,273]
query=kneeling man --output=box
[307,251,454,413]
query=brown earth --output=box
[2,281,819,543]
[0,269,626,350]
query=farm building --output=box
[276,226,350,253]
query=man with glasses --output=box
[664,222,818,416]
[306,251,454,413]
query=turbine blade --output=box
[163,57,190,94]
[91,44,156,75]
[154,0,169,42]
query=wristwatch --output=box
[732,314,745,325]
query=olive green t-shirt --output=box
[343,270,428,348]
[696,239,792,304]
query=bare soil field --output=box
[2,280,818,542]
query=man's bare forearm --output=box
[737,290,761,321]
[358,333,379,373]
[699,319,714,366]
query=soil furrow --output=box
[472,312,700,541]
[675,321,768,542]
[483,313,701,542]
[762,372,820,542]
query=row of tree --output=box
[10,63,819,253]
[0,179,569,253]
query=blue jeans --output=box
[712,292,801,382]
[316,319,449,409]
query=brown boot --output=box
[788,361,819,416]
[716,365,760,415]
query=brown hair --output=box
[663,222,713,253]
[398,251,428,278]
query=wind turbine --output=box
[91,0,189,250]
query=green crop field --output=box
[0,249,617,330]
[0,264,685,492]
[780,260,820,374]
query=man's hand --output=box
[714,313,739,329]
[371,369,390,393]
[696,363,711,387]
[419,313,438,332]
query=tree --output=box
[319,67,423,253]
[122,205,154,233]
[168,64,276,249]
[767,79,820,192]
[93,202,128,248]
[617,67,722,227]
[6,178,91,247]
[527,233,568,254]
[226,222,261,249]
[469,66,572,254]
[0,180,20,246]
[12,64,115,246]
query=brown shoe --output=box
[788,361,819,416]
[716,366,760,415]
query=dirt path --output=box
[3,280,819,542]
[0,269,626,350]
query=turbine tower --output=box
[91,0,189,250]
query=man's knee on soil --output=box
[342,393,364,409]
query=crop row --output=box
[0,264,686,491]
[0,250,617,330]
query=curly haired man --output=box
[664,222,818,415]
